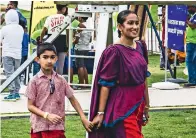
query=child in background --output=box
[0,9,24,101]
[21,26,29,84]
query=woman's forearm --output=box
[98,86,110,112]
[144,80,150,107]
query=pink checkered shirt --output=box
[25,70,74,133]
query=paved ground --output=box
[1,86,196,114]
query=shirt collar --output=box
[37,69,58,78]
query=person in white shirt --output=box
[74,17,91,86]
[0,9,24,101]
[40,4,70,75]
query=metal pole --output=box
[25,1,34,85]
[165,5,168,82]
[68,21,73,84]
[155,22,158,52]
[106,13,113,46]
[151,23,153,55]
[147,24,150,53]
[174,50,177,79]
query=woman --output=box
[89,10,150,138]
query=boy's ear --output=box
[34,57,39,63]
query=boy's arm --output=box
[40,27,48,43]
[28,99,63,124]
[69,95,93,132]
[26,80,63,124]
[187,20,196,29]
[27,99,45,117]
[69,95,86,119]
[0,28,4,44]
[1,15,5,25]
[40,17,49,42]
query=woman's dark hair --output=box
[37,43,57,57]
[117,10,138,38]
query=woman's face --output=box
[118,13,139,39]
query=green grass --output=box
[147,54,187,86]
[71,54,187,87]
[2,110,196,138]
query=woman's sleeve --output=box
[98,47,120,87]
[140,40,149,64]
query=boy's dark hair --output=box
[37,43,57,57]
[10,1,18,8]
[81,17,88,21]
[56,4,67,11]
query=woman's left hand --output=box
[142,107,150,126]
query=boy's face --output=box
[37,50,57,71]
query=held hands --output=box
[46,113,63,124]
[80,116,94,133]
[92,114,104,129]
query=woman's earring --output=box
[121,31,123,36]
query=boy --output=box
[0,9,24,101]
[25,43,93,138]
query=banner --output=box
[30,1,56,35]
[167,5,187,52]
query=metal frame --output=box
[55,1,195,5]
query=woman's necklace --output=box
[119,39,136,49]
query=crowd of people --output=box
[0,2,93,102]
[0,1,28,101]
[159,5,196,87]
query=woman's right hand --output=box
[92,114,104,129]
[47,113,63,124]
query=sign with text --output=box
[167,5,187,51]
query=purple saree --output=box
[88,41,148,138]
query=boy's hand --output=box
[47,114,63,124]
[81,116,94,132]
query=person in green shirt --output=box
[184,6,196,87]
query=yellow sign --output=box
[30,1,56,35]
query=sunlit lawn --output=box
[2,110,196,138]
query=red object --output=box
[123,101,145,138]
[31,130,66,138]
